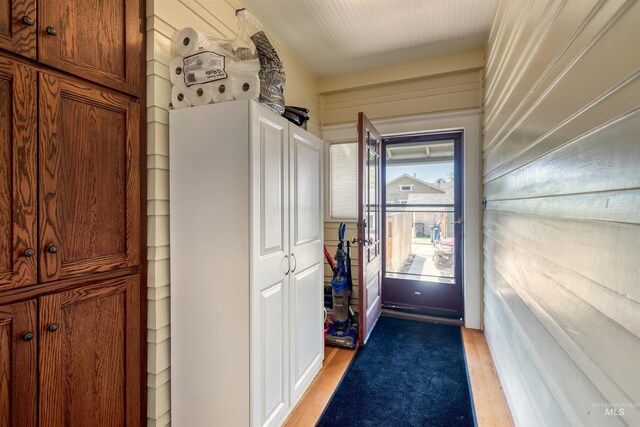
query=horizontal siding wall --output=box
[146,1,321,425]
[320,52,484,126]
[483,0,640,426]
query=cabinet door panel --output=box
[0,299,37,427]
[0,0,36,59]
[38,73,140,282]
[0,57,37,290]
[288,128,323,404]
[39,276,141,427]
[290,264,323,404]
[250,103,290,426]
[38,0,142,95]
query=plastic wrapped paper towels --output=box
[168,13,287,113]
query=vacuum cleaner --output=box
[325,223,358,349]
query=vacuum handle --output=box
[338,222,346,243]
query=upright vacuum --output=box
[325,223,358,348]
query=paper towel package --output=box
[170,24,281,111]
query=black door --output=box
[381,131,463,319]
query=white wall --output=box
[483,0,640,425]
[146,1,321,425]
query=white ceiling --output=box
[243,0,496,77]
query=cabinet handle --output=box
[282,255,290,275]
[290,254,297,273]
[47,323,59,333]
[45,26,57,36]
[23,248,35,257]
[47,245,58,254]
[22,332,34,341]
[22,16,35,26]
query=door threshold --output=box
[381,308,463,326]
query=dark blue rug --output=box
[316,316,476,427]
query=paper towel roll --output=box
[171,85,191,109]
[185,84,213,107]
[230,73,260,101]
[175,27,228,57]
[210,78,233,103]
[169,57,186,86]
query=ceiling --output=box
[244,0,496,77]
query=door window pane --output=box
[329,143,357,219]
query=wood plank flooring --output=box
[284,327,513,427]
[462,327,514,427]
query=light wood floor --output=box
[284,327,514,427]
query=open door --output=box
[357,113,382,345]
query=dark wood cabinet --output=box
[0,0,144,424]
[0,0,37,59]
[38,0,142,95]
[38,73,140,283]
[0,56,37,290]
[0,299,38,427]
[39,275,141,426]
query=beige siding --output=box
[319,51,484,126]
[146,1,320,425]
[483,0,640,426]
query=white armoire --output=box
[169,100,324,427]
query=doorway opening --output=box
[381,131,463,319]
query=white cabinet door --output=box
[288,127,324,404]
[250,104,291,427]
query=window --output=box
[329,142,357,218]
[400,184,413,191]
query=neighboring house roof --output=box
[386,174,444,192]
[406,181,455,205]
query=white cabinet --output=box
[169,100,324,427]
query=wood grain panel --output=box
[38,275,141,427]
[0,0,36,59]
[0,299,37,427]
[0,57,37,290]
[38,0,142,95]
[38,72,140,282]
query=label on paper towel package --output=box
[183,51,227,86]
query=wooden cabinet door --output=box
[0,0,36,59]
[0,300,37,427]
[38,72,140,283]
[288,126,324,405]
[249,103,291,427]
[0,57,37,290]
[37,0,142,95]
[39,275,141,426]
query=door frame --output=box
[322,109,483,330]
[380,131,464,319]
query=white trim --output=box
[322,109,484,330]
